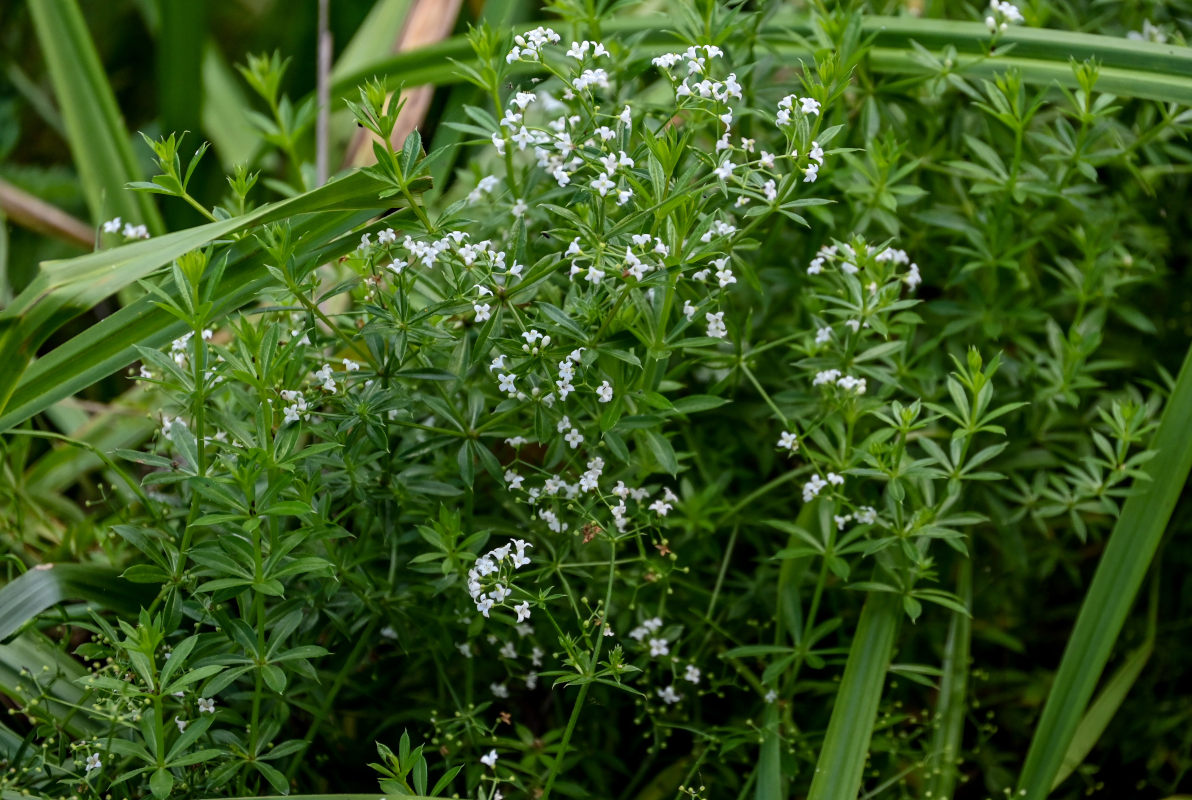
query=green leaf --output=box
[806,591,901,800]
[0,564,154,642]
[1017,343,1192,799]
[28,0,163,231]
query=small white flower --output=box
[498,373,517,394]
[174,716,188,733]
[491,682,509,698]
[377,227,397,244]
[474,302,492,321]
[649,500,672,516]
[515,601,531,622]
[481,749,499,768]
[764,689,778,703]
[657,685,681,704]
[85,753,102,774]
[596,381,614,403]
[778,431,798,451]
[649,638,670,657]
[590,172,616,196]
[684,664,701,684]
[102,217,122,233]
[564,428,584,448]
[342,358,360,372]
[815,326,832,344]
[198,697,216,714]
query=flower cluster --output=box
[466,539,533,621]
[985,0,1025,32]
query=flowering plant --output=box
[1,2,1190,800]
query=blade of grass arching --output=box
[0,632,101,738]
[0,564,154,643]
[1050,572,1159,790]
[422,0,529,200]
[330,0,415,85]
[806,591,901,800]
[28,0,163,232]
[0,204,397,434]
[1017,343,1192,800]
[201,43,259,171]
[24,395,156,495]
[325,17,1192,108]
[925,559,972,800]
[343,0,465,168]
[0,169,412,425]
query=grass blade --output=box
[0,169,420,427]
[925,559,972,799]
[1017,343,1192,799]
[28,0,163,232]
[806,591,901,800]
[324,16,1192,107]
[0,563,154,642]
[0,632,100,737]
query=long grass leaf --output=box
[806,591,901,800]
[28,0,163,232]
[0,170,421,426]
[323,17,1192,106]
[925,559,972,799]
[1017,343,1192,799]
[0,563,154,643]
[0,632,101,737]
[0,203,395,434]
[330,0,416,84]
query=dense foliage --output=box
[1,2,1190,800]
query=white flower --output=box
[804,163,819,183]
[815,326,832,345]
[481,749,499,768]
[706,311,727,339]
[198,697,216,714]
[596,381,614,403]
[504,469,524,490]
[657,685,681,704]
[175,716,188,733]
[498,373,517,394]
[716,266,736,288]
[491,682,509,698]
[713,160,736,181]
[827,472,845,486]
[800,97,821,115]
[684,664,701,684]
[85,753,102,774]
[314,364,336,392]
[565,237,582,257]
[649,638,670,657]
[617,188,633,205]
[564,428,584,448]
[643,617,663,632]
[476,595,494,617]
[590,172,616,196]
[683,300,697,320]
[764,689,778,703]
[490,584,511,603]
[515,601,531,622]
[778,431,798,451]
[102,217,122,233]
[803,475,827,503]
[457,641,473,658]
[586,266,605,285]
[342,358,360,372]
[649,500,672,516]
[377,227,397,244]
[474,302,492,321]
